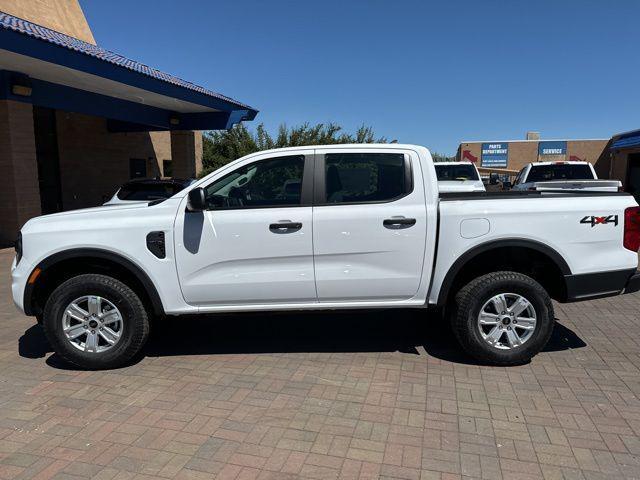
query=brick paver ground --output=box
[2,248,640,479]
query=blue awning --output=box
[0,11,258,131]
[611,130,640,150]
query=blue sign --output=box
[481,143,508,168]
[538,141,567,156]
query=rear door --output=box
[312,148,427,302]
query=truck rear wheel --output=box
[452,271,554,365]
[42,274,150,369]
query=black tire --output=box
[451,271,554,366]
[42,274,150,369]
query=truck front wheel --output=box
[42,274,150,369]
[452,271,554,365]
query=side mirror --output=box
[502,181,513,190]
[187,187,206,212]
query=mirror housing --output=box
[187,187,206,212]
[502,180,513,190]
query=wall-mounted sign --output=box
[538,141,567,156]
[481,143,508,167]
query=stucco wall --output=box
[0,0,96,44]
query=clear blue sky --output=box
[82,0,639,155]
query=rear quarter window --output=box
[527,164,594,183]
[434,164,479,181]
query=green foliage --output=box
[200,122,387,178]
[431,151,456,162]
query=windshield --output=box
[117,183,184,200]
[434,164,479,181]
[526,164,594,183]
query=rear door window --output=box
[322,153,409,204]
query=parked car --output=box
[512,161,621,192]
[104,178,195,205]
[434,162,485,192]
[12,144,640,369]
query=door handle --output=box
[269,221,302,233]
[383,217,416,229]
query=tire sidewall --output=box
[461,274,554,364]
[44,275,146,369]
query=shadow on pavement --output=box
[17,311,586,370]
[18,324,52,359]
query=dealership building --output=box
[457,133,610,174]
[0,1,257,246]
[457,131,640,197]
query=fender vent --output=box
[146,231,166,259]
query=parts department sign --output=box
[481,143,508,168]
[538,141,567,156]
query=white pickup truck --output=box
[434,162,486,193]
[11,144,640,369]
[512,161,622,192]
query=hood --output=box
[21,201,156,234]
[39,202,151,219]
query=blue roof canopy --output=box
[611,130,640,150]
[0,11,258,131]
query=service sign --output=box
[538,141,567,156]
[481,143,508,168]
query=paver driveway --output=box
[1,248,640,480]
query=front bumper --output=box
[11,254,27,314]
[565,268,639,302]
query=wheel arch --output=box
[24,248,164,318]
[436,239,571,307]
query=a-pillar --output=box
[170,130,203,179]
[0,100,41,247]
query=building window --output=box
[163,160,173,177]
[129,158,147,179]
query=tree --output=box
[431,152,456,162]
[200,122,387,177]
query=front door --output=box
[312,148,427,302]
[175,151,316,306]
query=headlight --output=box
[14,232,22,265]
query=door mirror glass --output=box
[187,187,206,212]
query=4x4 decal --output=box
[580,215,619,227]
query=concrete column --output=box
[170,130,203,179]
[0,100,40,247]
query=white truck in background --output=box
[512,161,622,192]
[434,162,486,193]
[11,144,640,369]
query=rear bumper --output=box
[564,268,639,302]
